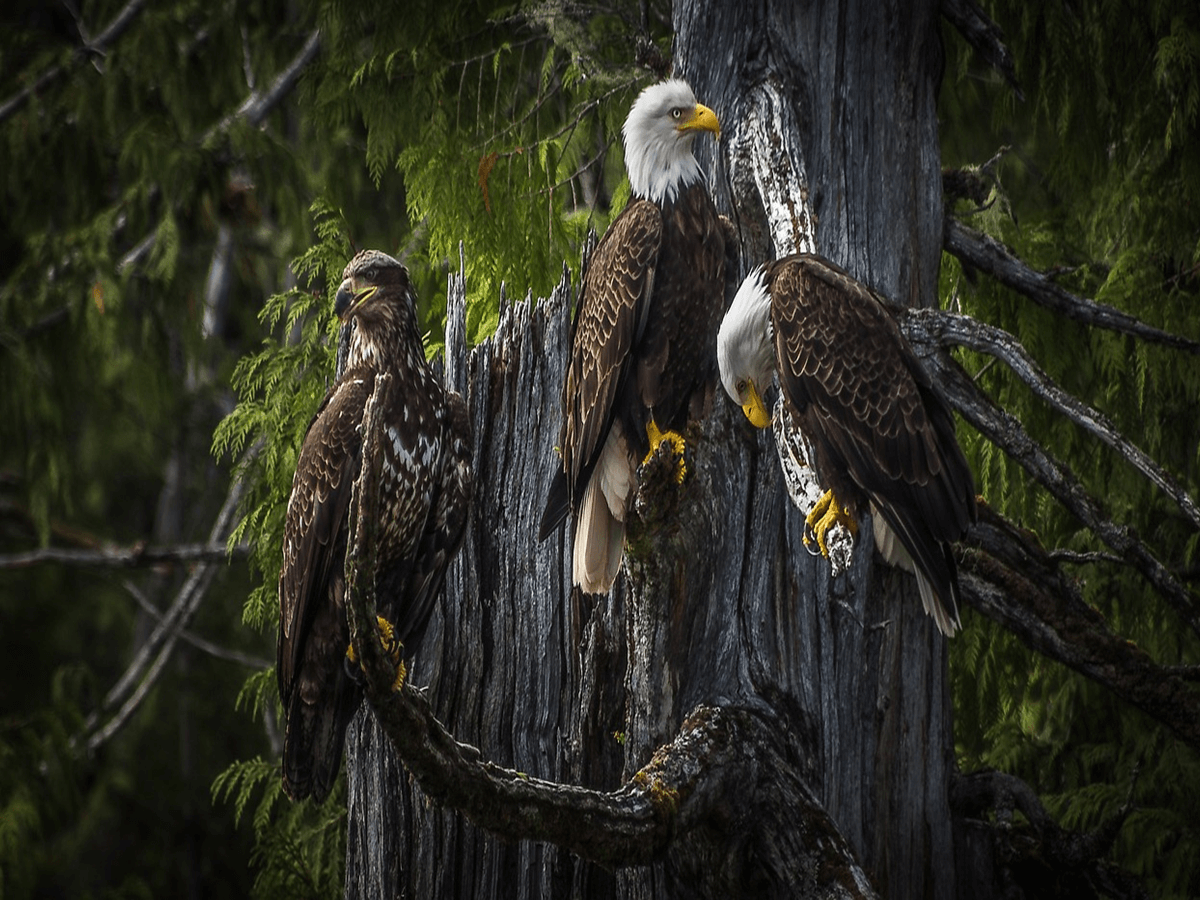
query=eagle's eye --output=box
[670,107,683,120]
[365,267,378,282]
[736,379,747,396]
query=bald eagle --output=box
[716,254,976,635]
[538,79,726,593]
[278,250,473,801]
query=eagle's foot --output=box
[345,615,407,692]
[643,419,688,485]
[803,490,858,558]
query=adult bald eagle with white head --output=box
[539,79,726,593]
[717,254,976,635]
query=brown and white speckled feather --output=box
[539,80,725,593]
[278,250,473,801]
[718,254,975,635]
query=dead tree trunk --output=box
[345,2,955,897]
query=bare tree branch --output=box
[211,28,321,133]
[911,348,1200,638]
[900,306,1200,532]
[0,541,248,570]
[944,217,1200,355]
[81,471,249,752]
[951,767,1145,899]
[939,0,1023,100]
[0,0,150,126]
[118,29,322,274]
[122,579,269,670]
[958,506,1200,752]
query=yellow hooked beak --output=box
[742,378,772,429]
[678,103,720,139]
[334,283,377,321]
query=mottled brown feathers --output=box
[278,250,473,801]
[539,81,726,596]
[766,254,976,633]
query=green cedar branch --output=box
[958,506,1200,752]
[0,541,248,570]
[913,347,1200,640]
[343,374,876,896]
[944,217,1200,356]
[0,0,150,126]
[118,29,322,273]
[899,306,1200,532]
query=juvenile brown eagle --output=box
[538,78,726,593]
[278,249,473,801]
[716,254,976,635]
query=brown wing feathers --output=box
[538,201,661,540]
[278,251,472,801]
[770,254,975,627]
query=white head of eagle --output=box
[623,78,720,206]
[717,263,776,428]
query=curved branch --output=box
[342,372,876,897]
[910,349,1200,638]
[0,0,150,126]
[900,306,1200,532]
[943,217,1200,356]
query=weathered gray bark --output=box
[345,2,956,897]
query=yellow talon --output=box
[346,615,407,692]
[802,490,858,557]
[643,418,688,484]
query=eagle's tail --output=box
[572,424,635,594]
[281,669,360,802]
[871,511,961,636]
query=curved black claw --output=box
[802,523,823,556]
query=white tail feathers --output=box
[572,424,635,593]
[871,511,960,637]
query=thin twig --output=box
[81,471,250,752]
[122,579,269,670]
[0,541,248,570]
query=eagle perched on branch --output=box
[278,250,473,801]
[717,254,976,635]
[539,79,726,593]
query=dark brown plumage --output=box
[278,249,473,801]
[718,253,976,635]
[539,79,726,593]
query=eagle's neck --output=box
[344,300,422,376]
[625,134,702,207]
[718,265,776,397]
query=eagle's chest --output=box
[376,397,442,559]
[637,187,725,419]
